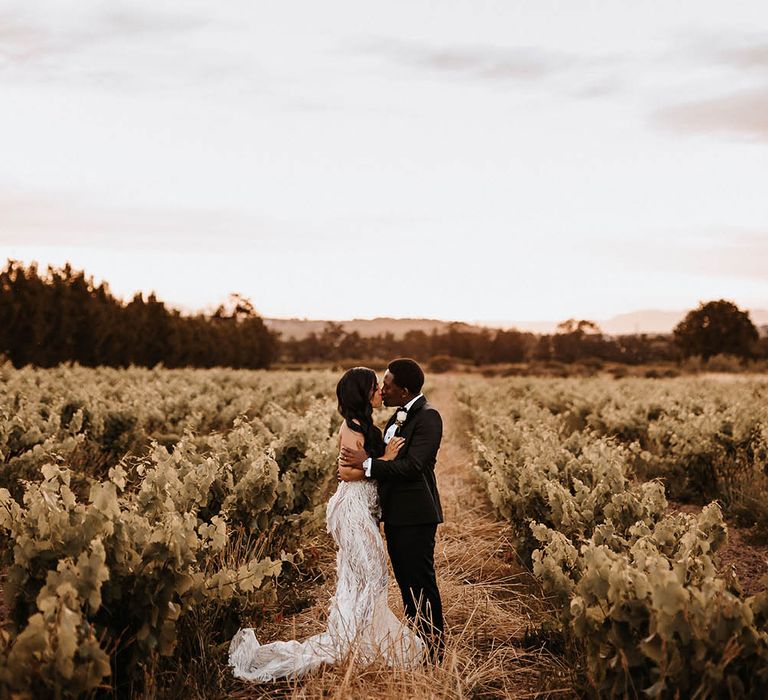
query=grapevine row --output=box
[459,376,768,697]
[0,368,340,697]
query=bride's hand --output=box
[382,437,405,461]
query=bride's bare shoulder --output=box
[339,420,364,448]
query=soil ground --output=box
[667,501,768,597]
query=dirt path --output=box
[231,375,578,699]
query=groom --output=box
[338,358,444,661]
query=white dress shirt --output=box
[363,393,423,477]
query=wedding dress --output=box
[228,479,425,681]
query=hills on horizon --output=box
[265,308,768,340]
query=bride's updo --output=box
[336,367,385,459]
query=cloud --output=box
[679,33,768,71]
[350,37,634,103]
[666,32,768,71]
[655,88,768,140]
[0,3,211,88]
[96,7,207,38]
[649,33,768,140]
[586,230,768,280]
[572,76,625,99]
[716,43,768,69]
[357,38,569,82]
[0,14,51,65]
[0,3,207,52]
[0,188,278,251]
[0,188,422,253]
[694,231,768,279]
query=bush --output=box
[578,357,604,372]
[681,355,705,373]
[427,355,456,373]
[705,353,743,373]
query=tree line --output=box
[281,307,764,367]
[1,261,765,369]
[0,261,277,368]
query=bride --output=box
[228,367,426,681]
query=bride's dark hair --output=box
[336,367,385,458]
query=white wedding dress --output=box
[228,479,425,681]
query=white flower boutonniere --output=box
[395,410,408,426]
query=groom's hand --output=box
[338,465,365,482]
[339,446,367,469]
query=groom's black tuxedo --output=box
[368,395,444,658]
[369,396,444,526]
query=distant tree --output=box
[757,335,768,360]
[338,330,365,359]
[532,334,552,360]
[318,322,345,361]
[489,329,533,363]
[400,330,430,360]
[673,300,758,359]
[553,319,603,362]
[429,323,489,364]
[556,319,601,335]
[214,292,257,321]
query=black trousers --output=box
[383,522,444,658]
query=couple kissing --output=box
[229,358,444,681]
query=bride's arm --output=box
[338,422,402,459]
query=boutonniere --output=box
[395,410,408,427]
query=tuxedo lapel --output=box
[397,396,427,436]
[407,395,427,416]
[402,396,426,426]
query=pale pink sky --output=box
[1,0,766,321]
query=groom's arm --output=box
[369,411,442,482]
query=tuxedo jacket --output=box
[368,396,444,526]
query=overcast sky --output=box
[1,0,766,321]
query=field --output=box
[1,367,768,698]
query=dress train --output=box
[228,480,424,681]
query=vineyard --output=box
[2,368,768,698]
[0,367,341,697]
[460,375,768,697]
